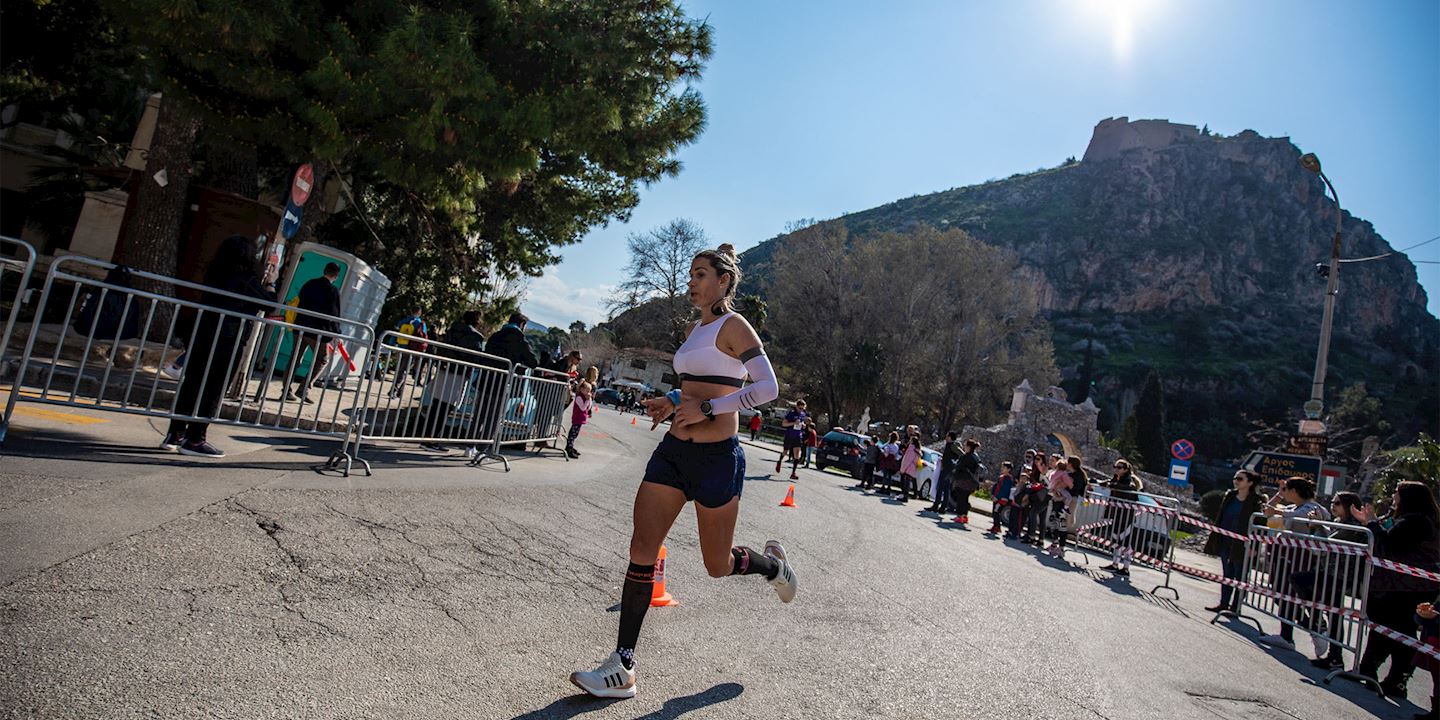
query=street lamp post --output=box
[1300,152,1342,424]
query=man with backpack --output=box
[389,307,430,398]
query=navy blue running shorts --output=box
[642,433,745,508]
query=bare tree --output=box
[606,218,708,348]
[768,224,1058,435]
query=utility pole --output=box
[1299,152,1341,432]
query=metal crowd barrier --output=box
[493,365,573,458]
[0,255,371,463]
[1223,514,1375,690]
[1069,489,1181,598]
[0,236,37,364]
[337,330,514,476]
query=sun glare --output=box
[1075,0,1159,62]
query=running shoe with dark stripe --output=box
[569,652,636,699]
[763,540,797,603]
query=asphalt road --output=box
[0,402,1428,719]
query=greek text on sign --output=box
[1242,451,1322,487]
[1170,439,1195,461]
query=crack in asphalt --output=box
[227,497,341,641]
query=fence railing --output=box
[337,330,515,475]
[0,236,37,364]
[1069,489,1181,597]
[493,365,574,457]
[0,254,371,460]
[1224,514,1377,691]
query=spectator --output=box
[928,431,960,514]
[484,311,539,370]
[160,235,276,458]
[878,431,902,495]
[1416,596,1438,720]
[1309,492,1371,670]
[951,439,983,526]
[802,423,820,469]
[1257,476,1332,653]
[747,412,763,442]
[419,310,488,454]
[286,262,343,403]
[1099,459,1144,577]
[898,434,923,504]
[565,381,595,459]
[989,461,1017,534]
[1019,454,1053,545]
[1046,456,1085,557]
[1350,481,1440,698]
[1039,453,1072,556]
[556,350,583,377]
[1202,470,1269,613]
[388,306,430,398]
[859,437,879,490]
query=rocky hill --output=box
[740,117,1438,471]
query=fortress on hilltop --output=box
[1082,116,1201,163]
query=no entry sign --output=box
[1170,439,1195,461]
[291,164,315,207]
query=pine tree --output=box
[1134,368,1168,474]
[104,0,714,308]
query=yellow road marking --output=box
[13,405,109,424]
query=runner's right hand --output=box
[642,397,674,431]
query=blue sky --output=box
[523,0,1440,330]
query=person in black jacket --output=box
[1351,481,1440,698]
[1202,470,1269,613]
[927,432,960,513]
[484,311,539,370]
[286,262,343,402]
[950,439,983,526]
[419,310,492,453]
[161,235,276,458]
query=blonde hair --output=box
[585,366,599,384]
[693,243,742,314]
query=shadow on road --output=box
[513,682,744,720]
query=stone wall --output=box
[1082,116,1201,164]
[959,379,1196,509]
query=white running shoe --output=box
[1257,634,1295,651]
[764,540,797,604]
[569,652,636,699]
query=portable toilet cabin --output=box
[263,242,390,385]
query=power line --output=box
[1339,234,1440,264]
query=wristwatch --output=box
[700,400,716,421]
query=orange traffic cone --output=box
[631,417,637,426]
[779,484,797,508]
[650,545,678,607]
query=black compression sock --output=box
[729,546,780,580]
[615,562,654,669]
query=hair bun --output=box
[717,243,736,258]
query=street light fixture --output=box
[1300,152,1342,425]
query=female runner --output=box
[570,244,795,699]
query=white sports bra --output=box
[672,312,747,387]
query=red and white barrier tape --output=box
[1255,533,1369,556]
[1240,582,1365,620]
[1075,529,1169,569]
[1370,557,1440,583]
[1170,562,1250,589]
[1081,497,1174,517]
[1171,512,1248,541]
[1074,518,1113,534]
[1368,622,1440,660]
